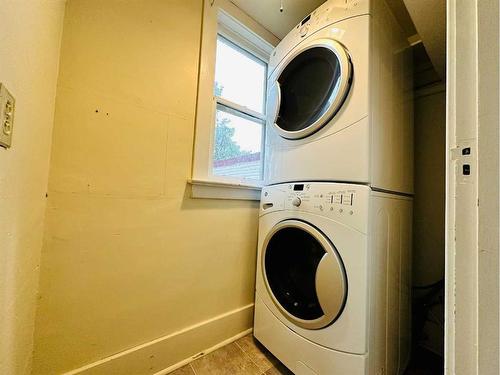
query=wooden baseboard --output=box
[63,304,254,375]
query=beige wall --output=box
[32,1,260,374]
[413,86,446,287]
[0,1,65,375]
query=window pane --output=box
[212,105,263,181]
[215,36,266,114]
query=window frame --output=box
[211,34,268,183]
[191,0,278,200]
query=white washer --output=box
[254,182,412,375]
[265,0,413,194]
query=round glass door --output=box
[268,40,352,140]
[262,220,347,330]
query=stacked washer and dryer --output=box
[253,1,413,375]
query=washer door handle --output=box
[315,252,347,323]
[267,81,281,126]
[261,219,347,330]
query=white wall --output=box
[32,1,260,374]
[0,1,65,374]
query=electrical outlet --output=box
[0,83,15,149]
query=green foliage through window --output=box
[213,82,251,161]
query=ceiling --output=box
[230,0,326,39]
[403,0,446,80]
[385,0,416,36]
[230,0,444,81]
[230,0,417,40]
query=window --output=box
[212,35,267,181]
[191,0,277,200]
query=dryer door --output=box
[262,220,347,330]
[268,39,352,140]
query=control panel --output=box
[284,183,357,213]
[292,0,369,39]
[260,182,370,233]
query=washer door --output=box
[262,220,347,330]
[267,39,352,140]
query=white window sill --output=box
[188,179,262,201]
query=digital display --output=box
[293,184,304,191]
[301,15,311,25]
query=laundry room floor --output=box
[170,334,443,375]
[170,334,292,375]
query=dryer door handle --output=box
[315,252,347,323]
[266,81,281,126]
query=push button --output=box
[342,193,353,205]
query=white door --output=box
[446,0,499,374]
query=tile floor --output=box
[170,334,292,375]
[170,334,443,375]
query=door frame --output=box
[446,0,499,373]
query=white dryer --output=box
[254,182,412,375]
[265,0,413,194]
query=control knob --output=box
[292,197,302,207]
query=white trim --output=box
[446,1,500,374]
[218,9,274,62]
[476,0,499,373]
[62,304,254,374]
[446,1,477,373]
[192,0,278,199]
[216,96,266,121]
[445,1,456,372]
[189,179,261,201]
